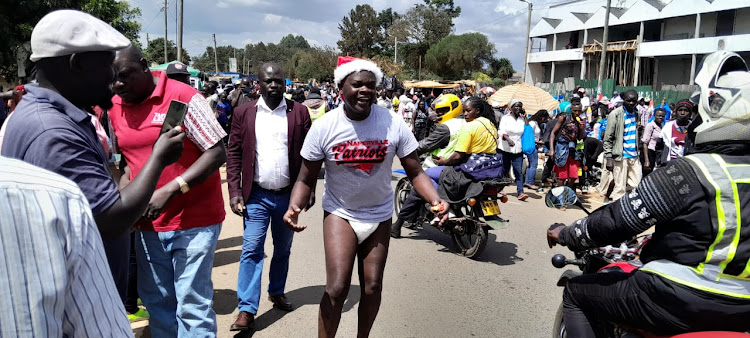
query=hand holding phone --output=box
[160,100,188,135]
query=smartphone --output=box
[160,100,188,134]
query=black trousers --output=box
[397,188,424,223]
[563,271,750,337]
[541,155,555,182]
[125,231,139,313]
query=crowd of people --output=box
[1,8,748,338]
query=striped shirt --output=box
[0,157,132,338]
[623,109,638,159]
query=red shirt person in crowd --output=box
[109,45,227,337]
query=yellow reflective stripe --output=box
[735,179,750,184]
[686,156,726,268]
[741,260,750,279]
[714,155,742,277]
[719,272,750,281]
[641,268,750,299]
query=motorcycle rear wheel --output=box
[450,221,488,259]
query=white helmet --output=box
[692,51,750,145]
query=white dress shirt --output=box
[0,157,132,338]
[254,97,290,190]
[498,113,525,154]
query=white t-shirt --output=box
[529,120,542,141]
[498,114,525,154]
[301,105,419,222]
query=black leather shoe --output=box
[269,294,294,311]
[230,311,255,331]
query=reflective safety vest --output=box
[307,104,326,122]
[424,119,465,168]
[641,153,750,299]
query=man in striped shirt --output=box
[0,156,132,337]
[602,90,643,201]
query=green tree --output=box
[0,0,141,82]
[143,38,190,64]
[424,33,495,80]
[385,2,458,73]
[488,57,514,80]
[337,4,382,58]
[279,34,310,50]
[191,35,313,76]
[290,47,337,81]
[82,0,141,44]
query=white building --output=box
[525,0,750,88]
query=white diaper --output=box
[348,220,381,244]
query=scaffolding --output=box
[583,39,639,87]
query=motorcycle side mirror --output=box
[551,254,567,269]
[545,186,579,209]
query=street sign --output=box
[229,58,237,73]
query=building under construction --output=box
[525,0,750,94]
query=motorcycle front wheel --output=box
[394,177,412,216]
[450,220,488,259]
[552,303,567,338]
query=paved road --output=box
[134,165,597,337]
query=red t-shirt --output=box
[109,71,227,231]
[672,123,687,147]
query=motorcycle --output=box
[393,168,510,259]
[545,186,750,338]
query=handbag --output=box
[521,123,536,155]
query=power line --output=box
[142,7,164,31]
[475,11,525,32]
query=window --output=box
[716,10,735,36]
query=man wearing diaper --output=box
[283,57,449,337]
[226,63,313,332]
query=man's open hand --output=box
[283,205,307,232]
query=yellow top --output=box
[454,117,498,154]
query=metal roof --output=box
[530,0,750,37]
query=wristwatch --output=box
[175,176,190,194]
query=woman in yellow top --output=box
[434,97,498,166]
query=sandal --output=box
[518,193,529,201]
[525,184,539,190]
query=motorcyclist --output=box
[421,94,466,168]
[390,94,465,238]
[546,51,750,336]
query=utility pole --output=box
[176,0,183,63]
[597,0,612,95]
[212,34,219,74]
[163,0,168,63]
[394,37,398,64]
[520,0,532,83]
[146,33,150,49]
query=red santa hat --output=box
[334,56,383,87]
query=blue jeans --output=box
[136,224,222,337]
[501,151,525,195]
[237,187,294,314]
[425,166,443,189]
[525,147,539,185]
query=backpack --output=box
[522,123,536,155]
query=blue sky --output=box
[125,0,565,72]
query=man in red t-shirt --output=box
[109,46,227,337]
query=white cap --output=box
[30,10,131,62]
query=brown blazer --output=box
[226,98,312,202]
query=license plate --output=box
[481,200,500,216]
